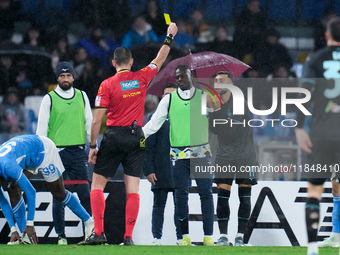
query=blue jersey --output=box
[0,135,45,181]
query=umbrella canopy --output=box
[147,51,250,97]
[0,43,51,59]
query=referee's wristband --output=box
[89,143,97,149]
[26,221,34,227]
[163,34,173,46]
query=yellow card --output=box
[164,13,171,25]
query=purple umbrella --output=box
[147,51,250,97]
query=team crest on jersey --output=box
[95,96,101,106]
[98,86,103,94]
[121,80,140,91]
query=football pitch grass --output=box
[0,245,338,255]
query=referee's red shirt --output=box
[95,64,158,127]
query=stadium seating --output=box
[158,0,170,13]
[301,0,329,20]
[204,0,233,20]
[268,0,296,21]
[27,109,37,134]
[171,0,200,18]
[235,0,266,14]
[24,95,43,119]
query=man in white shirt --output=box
[143,65,214,246]
[36,61,93,244]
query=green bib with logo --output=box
[48,88,85,147]
[168,89,208,147]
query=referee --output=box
[80,22,178,245]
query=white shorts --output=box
[29,136,65,183]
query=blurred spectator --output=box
[265,63,297,116]
[236,65,264,110]
[55,33,72,62]
[47,33,72,73]
[74,57,103,108]
[76,26,119,69]
[80,0,131,42]
[15,56,33,96]
[121,14,159,49]
[0,55,16,95]
[314,8,338,51]
[187,9,212,43]
[233,0,268,60]
[22,25,45,50]
[170,19,195,51]
[143,94,159,125]
[0,87,28,134]
[78,0,102,27]
[205,25,238,58]
[70,46,89,80]
[253,28,292,77]
[34,0,69,34]
[48,46,61,74]
[0,0,16,42]
[143,0,168,37]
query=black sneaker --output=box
[124,236,134,246]
[77,232,107,245]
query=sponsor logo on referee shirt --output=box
[120,80,140,91]
[123,91,141,98]
[148,64,157,69]
[95,96,101,106]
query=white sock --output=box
[330,232,340,241]
[307,242,318,255]
[10,226,17,234]
[84,217,93,226]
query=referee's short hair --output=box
[327,17,340,42]
[114,47,132,66]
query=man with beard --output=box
[36,61,93,244]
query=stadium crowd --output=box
[1,0,340,252]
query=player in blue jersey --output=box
[0,135,93,244]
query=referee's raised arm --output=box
[151,22,178,70]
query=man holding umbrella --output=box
[143,65,214,246]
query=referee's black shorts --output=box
[94,126,145,178]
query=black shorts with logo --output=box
[213,154,258,186]
[94,126,146,178]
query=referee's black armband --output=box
[163,34,173,46]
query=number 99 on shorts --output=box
[42,164,58,176]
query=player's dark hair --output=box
[214,71,235,83]
[163,82,177,93]
[114,47,132,66]
[175,64,191,74]
[327,18,340,42]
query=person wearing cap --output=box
[36,61,93,244]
